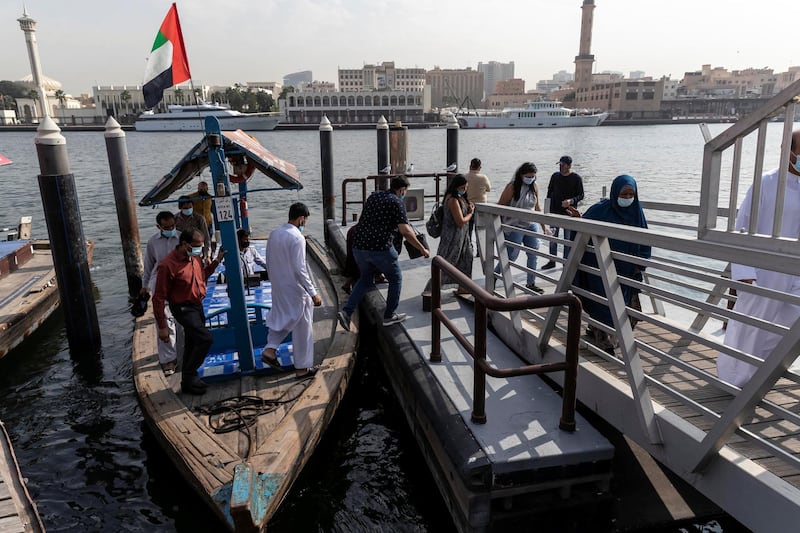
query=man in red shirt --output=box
[153,229,226,394]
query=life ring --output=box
[239,197,248,218]
[229,156,255,183]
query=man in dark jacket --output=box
[542,155,584,269]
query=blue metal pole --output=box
[204,117,255,372]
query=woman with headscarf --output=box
[494,162,545,293]
[569,174,651,352]
[427,174,475,294]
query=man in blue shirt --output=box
[337,176,429,330]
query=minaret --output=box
[17,8,50,118]
[573,0,596,94]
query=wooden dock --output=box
[0,420,44,533]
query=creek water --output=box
[0,123,785,531]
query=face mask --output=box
[523,177,536,185]
[181,208,193,216]
[190,246,203,256]
[617,197,634,208]
[161,228,176,238]
[398,194,405,201]
[457,189,466,196]
[792,153,800,173]
[298,225,305,234]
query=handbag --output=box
[405,227,428,259]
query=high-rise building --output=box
[425,67,483,108]
[283,71,312,89]
[477,61,514,98]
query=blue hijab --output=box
[583,174,647,230]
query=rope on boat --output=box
[197,383,309,444]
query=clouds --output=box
[0,0,796,96]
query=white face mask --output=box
[181,208,193,216]
[792,153,800,173]
[617,197,634,208]
[522,177,536,185]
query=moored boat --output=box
[0,219,94,360]
[133,122,358,531]
[135,103,280,132]
[0,418,45,532]
[457,100,608,128]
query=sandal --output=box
[261,349,290,371]
[294,367,319,381]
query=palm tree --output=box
[120,90,131,122]
[27,89,39,121]
[54,89,66,123]
[174,88,184,105]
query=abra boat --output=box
[133,120,358,531]
[457,100,608,128]
[0,219,94,360]
[135,103,280,132]
[0,418,45,532]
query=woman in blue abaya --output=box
[570,174,651,352]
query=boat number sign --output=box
[214,197,236,223]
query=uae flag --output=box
[142,3,191,109]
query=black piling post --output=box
[104,116,142,298]
[446,113,459,187]
[376,116,389,190]
[35,116,101,353]
[320,116,335,231]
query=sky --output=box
[0,0,797,96]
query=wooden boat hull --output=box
[0,240,94,360]
[132,236,358,531]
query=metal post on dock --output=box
[104,116,143,298]
[376,116,389,190]
[319,116,335,227]
[389,121,408,177]
[446,113,459,186]
[35,116,101,353]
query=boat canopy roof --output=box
[139,129,302,206]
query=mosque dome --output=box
[17,74,62,91]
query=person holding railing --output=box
[494,162,545,294]
[568,174,650,353]
[717,130,800,387]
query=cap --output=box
[559,156,573,165]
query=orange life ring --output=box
[239,197,248,218]
[229,157,255,183]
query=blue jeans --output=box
[549,227,572,259]
[343,247,402,319]
[495,224,539,285]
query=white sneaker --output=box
[382,313,407,326]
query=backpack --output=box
[426,202,444,238]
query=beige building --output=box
[485,79,528,109]
[681,64,777,97]
[425,67,483,108]
[279,87,431,124]
[338,61,426,92]
[576,78,664,118]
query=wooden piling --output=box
[104,116,143,297]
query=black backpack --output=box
[425,202,444,238]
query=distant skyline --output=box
[1,0,797,96]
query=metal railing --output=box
[429,255,581,431]
[340,172,454,225]
[478,199,800,474]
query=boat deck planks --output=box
[132,238,358,530]
[0,421,44,533]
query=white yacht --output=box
[457,101,608,129]
[135,103,280,132]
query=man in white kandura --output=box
[261,203,322,380]
[717,130,800,387]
